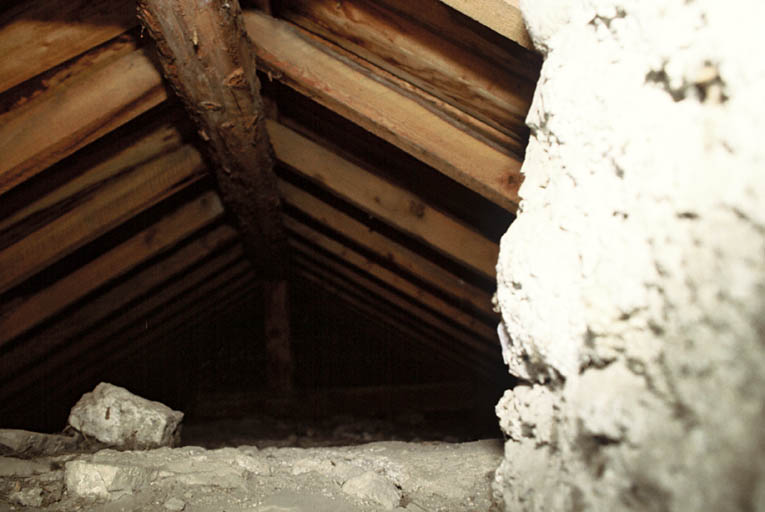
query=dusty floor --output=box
[0,413,503,511]
[0,439,502,511]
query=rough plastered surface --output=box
[494,0,765,510]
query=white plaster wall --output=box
[493,1,765,510]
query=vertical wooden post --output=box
[137,0,293,392]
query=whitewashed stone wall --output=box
[493,1,765,510]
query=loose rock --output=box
[342,471,402,510]
[68,382,183,449]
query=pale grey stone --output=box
[8,487,43,508]
[342,471,401,510]
[68,382,183,449]
[64,459,155,500]
[0,429,81,457]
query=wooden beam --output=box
[263,280,293,391]
[269,120,499,278]
[0,224,240,382]
[87,280,258,393]
[0,247,249,405]
[0,117,187,247]
[284,215,497,342]
[0,45,166,194]
[276,0,534,155]
[3,272,258,420]
[0,144,206,295]
[293,260,502,381]
[289,240,498,359]
[139,0,293,392]
[278,179,496,318]
[437,0,533,50]
[245,10,522,211]
[0,0,137,94]
[138,0,286,273]
[0,191,225,345]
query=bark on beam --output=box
[137,0,285,273]
[137,0,292,390]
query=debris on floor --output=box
[0,384,503,511]
[0,440,502,511]
[68,383,184,449]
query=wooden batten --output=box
[0,44,166,194]
[0,224,240,383]
[269,120,499,278]
[0,0,137,94]
[0,246,249,406]
[0,118,188,246]
[293,261,502,381]
[245,10,522,211]
[0,191,225,345]
[289,240,498,359]
[0,144,206,295]
[285,215,497,342]
[278,179,496,318]
[276,0,534,154]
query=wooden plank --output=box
[293,260,501,381]
[437,0,533,50]
[278,179,496,318]
[86,280,258,392]
[244,11,522,211]
[0,191,225,345]
[0,224,240,382]
[0,247,249,404]
[285,215,497,342]
[138,0,287,274]
[0,118,187,249]
[276,0,534,154]
[269,120,499,278]
[0,0,137,94]
[0,47,166,194]
[0,144,207,295]
[289,240,498,359]
[2,272,257,419]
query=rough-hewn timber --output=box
[137,0,292,390]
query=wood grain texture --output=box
[0,47,166,195]
[245,10,522,211]
[0,245,248,405]
[285,215,497,343]
[0,118,187,251]
[0,191,224,346]
[277,0,534,155]
[0,0,137,94]
[289,239,497,358]
[0,144,206,295]
[269,120,499,278]
[138,0,286,274]
[0,224,240,385]
[293,255,501,380]
[279,179,496,318]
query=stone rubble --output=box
[67,382,184,449]
[0,440,501,511]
